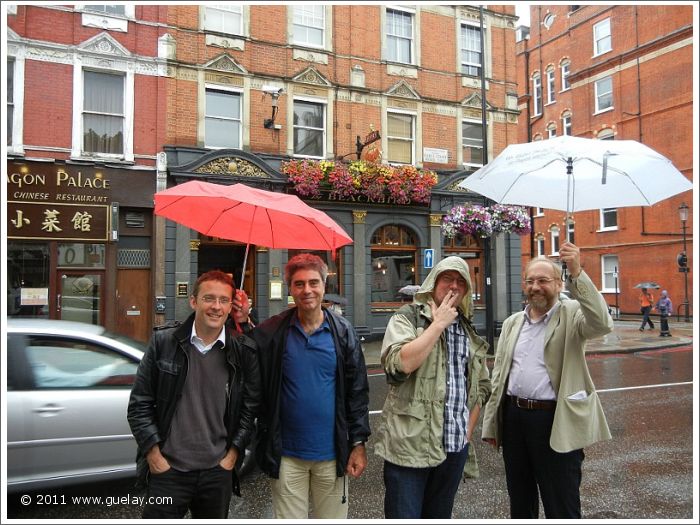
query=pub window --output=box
[460,22,482,77]
[462,119,484,168]
[204,4,243,35]
[287,249,342,296]
[386,7,414,64]
[443,231,484,305]
[292,5,325,48]
[370,225,417,303]
[293,99,325,158]
[387,112,414,165]
[83,70,124,155]
[205,88,242,149]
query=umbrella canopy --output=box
[459,135,692,214]
[154,181,353,285]
[634,282,661,289]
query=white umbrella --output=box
[459,135,692,214]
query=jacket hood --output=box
[414,256,474,319]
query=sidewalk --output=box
[361,319,693,369]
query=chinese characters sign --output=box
[8,202,109,241]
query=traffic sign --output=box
[424,249,434,269]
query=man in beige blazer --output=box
[481,242,613,519]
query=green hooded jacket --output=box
[374,256,492,478]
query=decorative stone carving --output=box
[190,240,201,251]
[205,54,247,74]
[292,66,332,87]
[353,211,367,224]
[386,80,420,99]
[194,158,270,178]
[430,214,444,227]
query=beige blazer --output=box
[481,270,613,453]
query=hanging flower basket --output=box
[282,159,437,205]
[442,204,531,239]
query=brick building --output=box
[516,4,693,318]
[158,4,522,338]
[7,4,167,341]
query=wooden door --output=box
[116,269,151,343]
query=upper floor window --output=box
[600,208,618,230]
[532,73,542,116]
[83,70,124,155]
[598,128,614,140]
[386,8,414,64]
[204,5,243,35]
[602,254,619,292]
[547,122,557,139]
[593,18,611,56]
[546,67,556,104]
[562,112,572,135]
[595,76,613,113]
[535,207,545,217]
[7,58,14,146]
[560,60,571,91]
[536,235,545,257]
[387,112,414,164]
[293,5,325,48]
[550,226,560,255]
[462,119,484,168]
[205,88,242,149]
[84,5,125,16]
[460,23,482,77]
[566,219,575,243]
[293,100,325,158]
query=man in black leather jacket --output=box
[245,253,370,519]
[127,270,260,518]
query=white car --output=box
[6,319,146,492]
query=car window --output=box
[24,336,139,389]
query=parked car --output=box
[7,319,146,492]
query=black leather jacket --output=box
[251,307,370,479]
[127,313,261,493]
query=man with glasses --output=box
[482,242,613,519]
[128,270,260,518]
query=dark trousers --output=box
[143,465,233,518]
[502,402,584,519]
[659,313,671,335]
[640,306,654,329]
[383,444,469,519]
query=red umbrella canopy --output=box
[154,180,353,251]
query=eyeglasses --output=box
[200,295,231,306]
[524,277,555,286]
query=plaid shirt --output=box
[443,318,470,452]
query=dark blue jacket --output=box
[252,306,370,478]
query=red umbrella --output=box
[154,180,353,286]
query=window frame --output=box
[81,69,126,158]
[594,76,613,113]
[546,67,556,104]
[461,118,484,168]
[599,208,618,231]
[547,123,557,139]
[601,254,619,293]
[593,18,612,57]
[550,225,560,256]
[562,112,572,136]
[292,98,327,159]
[386,110,415,165]
[292,5,326,49]
[385,6,415,65]
[460,21,482,77]
[203,4,244,36]
[204,86,243,150]
[536,235,546,257]
[560,61,571,91]
[532,73,542,116]
[7,56,25,154]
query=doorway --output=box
[116,269,152,342]
[58,271,104,325]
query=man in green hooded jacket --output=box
[375,256,492,519]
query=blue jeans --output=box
[383,444,469,519]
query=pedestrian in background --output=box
[481,242,613,519]
[376,256,492,519]
[655,290,673,337]
[127,270,261,518]
[249,253,370,519]
[638,287,655,331]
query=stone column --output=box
[429,213,443,262]
[352,210,367,330]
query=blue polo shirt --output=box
[280,315,337,461]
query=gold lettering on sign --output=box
[71,211,93,232]
[11,210,31,229]
[41,209,62,233]
[56,169,111,189]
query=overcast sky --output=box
[515,4,531,27]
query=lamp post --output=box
[678,202,690,322]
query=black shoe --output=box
[639,328,644,332]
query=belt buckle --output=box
[516,397,534,409]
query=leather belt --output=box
[507,395,556,411]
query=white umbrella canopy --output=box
[459,135,692,214]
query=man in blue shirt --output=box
[248,253,370,518]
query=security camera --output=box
[262,85,283,95]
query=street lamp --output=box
[678,202,690,322]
